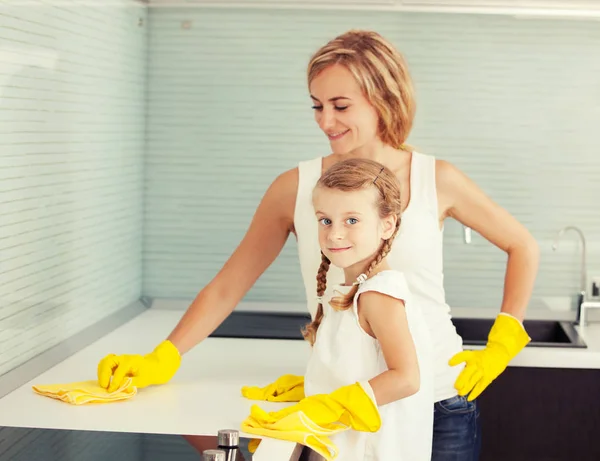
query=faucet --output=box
[552,225,587,324]
[579,299,600,327]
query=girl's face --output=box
[312,185,395,273]
[309,64,381,156]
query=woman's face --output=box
[309,64,381,155]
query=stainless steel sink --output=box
[452,318,587,348]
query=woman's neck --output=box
[346,142,409,168]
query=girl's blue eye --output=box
[319,218,331,225]
[347,218,358,225]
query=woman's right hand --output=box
[97,340,182,393]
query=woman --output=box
[97,30,539,460]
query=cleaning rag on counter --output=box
[241,404,347,461]
[32,377,136,405]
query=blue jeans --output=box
[432,395,482,461]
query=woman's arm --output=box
[167,168,299,354]
[359,291,420,405]
[436,160,540,321]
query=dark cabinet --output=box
[478,367,600,461]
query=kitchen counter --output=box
[0,306,599,437]
[0,309,309,438]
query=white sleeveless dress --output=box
[294,151,464,403]
[304,270,434,461]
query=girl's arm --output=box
[359,291,420,405]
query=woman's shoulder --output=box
[268,167,299,201]
[411,149,463,217]
[255,166,300,229]
[270,155,324,228]
[432,155,473,219]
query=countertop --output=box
[0,307,599,437]
[0,309,309,437]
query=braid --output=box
[302,252,330,346]
[316,251,330,298]
[379,218,401,261]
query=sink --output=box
[210,312,587,348]
[452,318,587,349]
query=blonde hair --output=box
[307,29,416,150]
[302,158,403,346]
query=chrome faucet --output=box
[552,225,587,324]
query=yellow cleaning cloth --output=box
[241,404,348,461]
[32,377,136,405]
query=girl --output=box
[242,157,433,461]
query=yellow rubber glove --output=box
[251,381,381,433]
[449,313,531,401]
[97,340,181,393]
[241,374,305,402]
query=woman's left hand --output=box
[449,313,530,401]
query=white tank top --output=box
[304,271,433,461]
[294,151,464,402]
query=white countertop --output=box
[0,308,599,436]
[0,309,310,437]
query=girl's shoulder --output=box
[356,270,411,304]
